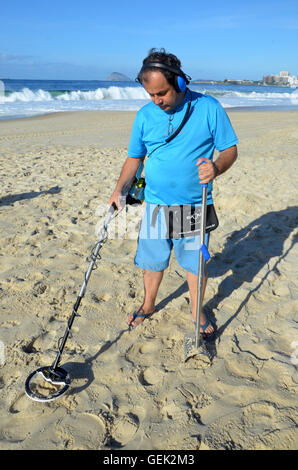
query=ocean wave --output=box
[202,89,298,106]
[230,90,298,100]
[1,84,298,120]
[2,85,298,105]
[3,88,53,102]
[196,88,298,102]
[2,86,149,103]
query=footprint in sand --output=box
[140,366,165,386]
[110,414,139,447]
[60,413,106,449]
[241,403,276,435]
[139,340,162,354]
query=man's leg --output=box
[127,269,164,327]
[130,203,171,327]
[186,267,214,334]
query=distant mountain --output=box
[106,72,132,82]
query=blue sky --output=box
[1,0,297,80]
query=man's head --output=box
[136,48,190,112]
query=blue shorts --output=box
[134,203,210,275]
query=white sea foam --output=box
[3,88,53,102]
[202,88,298,108]
[0,80,4,101]
[2,86,149,103]
[229,90,298,103]
[5,86,297,104]
[290,89,298,103]
[0,84,297,120]
[57,86,149,101]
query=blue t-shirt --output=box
[128,89,238,205]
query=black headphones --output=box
[136,62,191,93]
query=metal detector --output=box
[25,203,117,402]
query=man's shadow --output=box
[64,206,298,387]
[157,206,298,359]
[206,206,297,330]
[0,185,61,207]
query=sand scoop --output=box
[184,178,213,363]
[25,203,117,402]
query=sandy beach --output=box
[0,108,297,450]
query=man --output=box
[109,48,238,334]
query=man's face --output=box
[142,70,182,111]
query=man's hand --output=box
[108,156,144,210]
[108,190,126,211]
[196,145,238,184]
[196,158,217,184]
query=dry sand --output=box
[0,109,297,450]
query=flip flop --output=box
[127,309,154,330]
[200,319,213,334]
[191,314,214,335]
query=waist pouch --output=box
[151,204,219,238]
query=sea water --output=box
[0,78,298,120]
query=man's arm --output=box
[197,145,238,184]
[109,156,144,209]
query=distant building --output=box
[263,71,298,87]
[279,71,290,77]
[263,75,276,85]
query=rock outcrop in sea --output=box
[105,72,132,82]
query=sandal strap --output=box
[200,320,212,332]
[128,310,155,329]
[132,312,148,321]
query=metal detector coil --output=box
[25,366,71,402]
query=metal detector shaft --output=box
[195,184,208,349]
[51,203,116,371]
